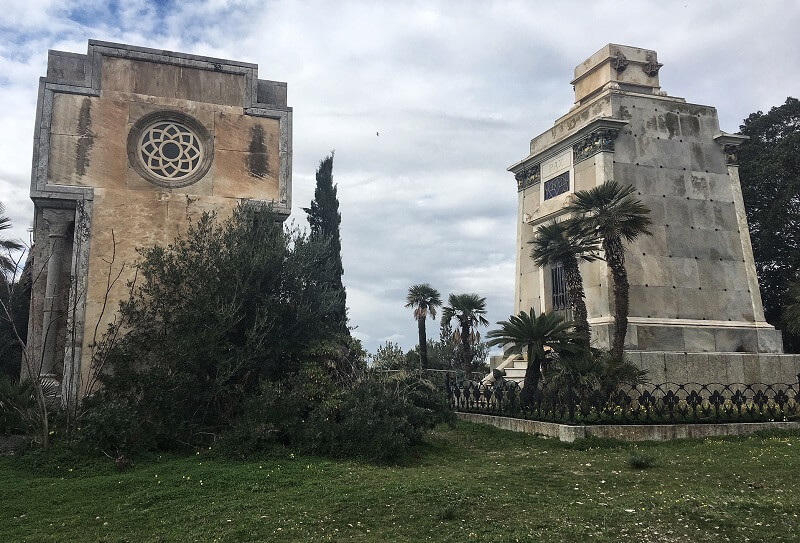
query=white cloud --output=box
[1,0,799,354]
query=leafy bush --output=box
[90,206,343,450]
[83,207,452,461]
[0,376,35,435]
[78,397,151,457]
[543,348,648,400]
[220,369,455,462]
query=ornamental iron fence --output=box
[443,374,800,426]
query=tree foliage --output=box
[441,293,489,375]
[92,206,342,448]
[405,283,442,368]
[566,181,652,359]
[738,97,800,352]
[302,155,348,334]
[530,220,600,343]
[83,206,450,460]
[782,278,800,337]
[0,202,23,273]
[487,308,584,404]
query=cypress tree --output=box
[303,154,348,333]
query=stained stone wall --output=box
[25,41,292,403]
[508,44,799,383]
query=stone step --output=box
[503,367,527,379]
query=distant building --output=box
[25,41,292,403]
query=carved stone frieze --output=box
[642,53,663,77]
[723,144,739,166]
[572,128,621,163]
[611,52,628,73]
[515,163,541,191]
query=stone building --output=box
[505,44,799,383]
[25,41,292,403]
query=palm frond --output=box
[530,219,602,268]
[406,283,442,321]
[565,181,653,243]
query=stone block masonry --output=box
[507,44,786,370]
[25,41,293,404]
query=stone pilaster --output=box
[39,208,74,380]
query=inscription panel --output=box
[541,149,572,181]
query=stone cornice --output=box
[514,163,540,192]
[713,132,749,166]
[573,127,622,164]
[508,117,628,188]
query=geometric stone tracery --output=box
[126,110,215,189]
[138,121,203,182]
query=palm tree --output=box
[486,308,584,403]
[529,219,600,344]
[405,283,442,368]
[441,293,489,375]
[566,181,652,360]
[0,203,23,273]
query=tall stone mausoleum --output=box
[509,44,799,383]
[26,41,292,401]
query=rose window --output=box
[127,111,213,188]
[138,122,203,182]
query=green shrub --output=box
[81,207,452,461]
[89,206,342,450]
[0,376,36,435]
[219,370,455,462]
[78,397,151,457]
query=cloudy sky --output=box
[1,0,799,354]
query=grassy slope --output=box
[1,422,798,543]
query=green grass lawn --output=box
[1,422,798,542]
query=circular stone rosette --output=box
[127,111,214,188]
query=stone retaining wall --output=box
[457,412,800,443]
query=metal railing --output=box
[444,375,800,426]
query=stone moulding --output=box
[126,110,215,189]
[713,132,749,167]
[32,40,293,211]
[515,163,540,192]
[572,127,621,163]
[507,117,628,187]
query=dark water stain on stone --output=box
[664,112,679,140]
[679,114,700,137]
[618,105,632,120]
[246,125,269,178]
[75,98,93,177]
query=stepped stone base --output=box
[627,351,800,385]
[591,322,784,354]
[489,351,800,386]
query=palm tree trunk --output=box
[461,319,472,376]
[563,256,590,346]
[417,316,428,369]
[604,237,629,360]
[521,347,540,406]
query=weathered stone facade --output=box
[508,44,799,381]
[25,41,292,403]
